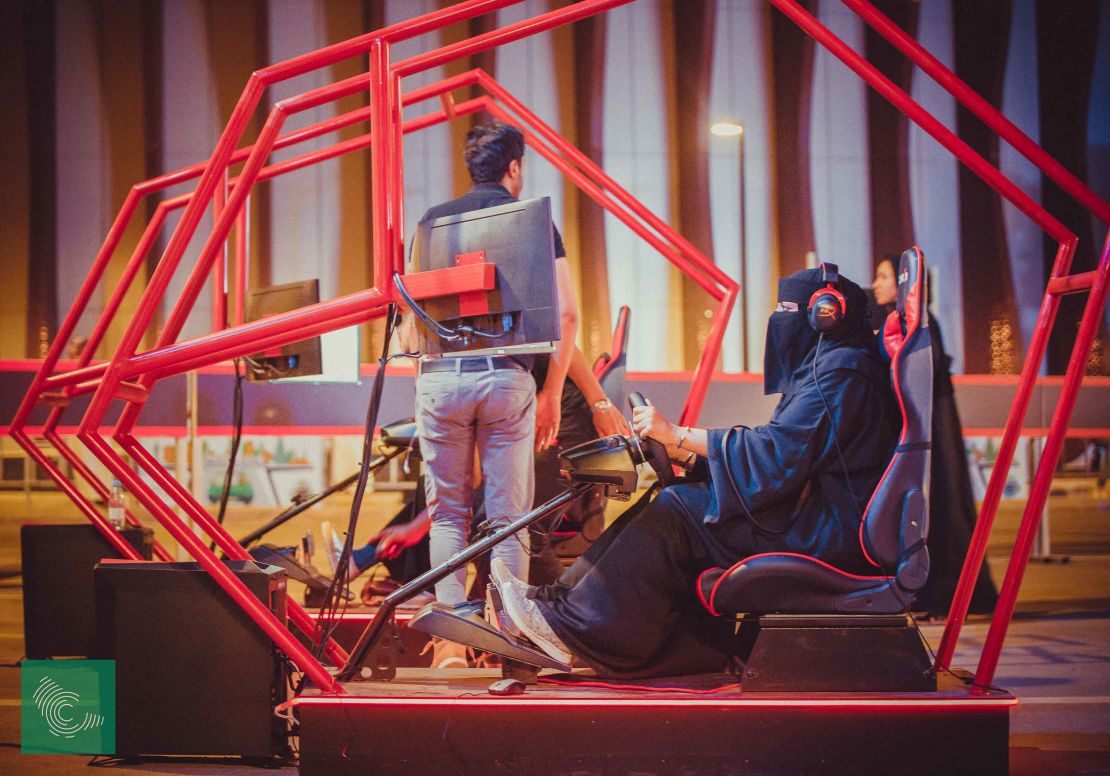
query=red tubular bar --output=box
[842,0,1110,227]
[77,431,341,692]
[1047,271,1097,296]
[937,241,1077,673]
[390,73,406,278]
[213,171,228,333]
[253,0,523,84]
[233,195,248,327]
[41,427,174,562]
[7,187,144,436]
[973,232,1110,686]
[766,0,1072,244]
[477,72,735,294]
[117,435,349,667]
[8,430,142,560]
[393,0,634,78]
[369,39,392,295]
[484,102,724,300]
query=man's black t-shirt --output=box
[419,182,566,259]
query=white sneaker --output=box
[320,521,342,576]
[321,521,358,583]
[490,557,573,666]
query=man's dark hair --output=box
[464,122,525,184]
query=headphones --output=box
[806,262,847,333]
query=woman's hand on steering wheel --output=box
[632,403,679,447]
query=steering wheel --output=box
[628,392,676,486]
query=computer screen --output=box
[411,196,560,357]
[244,279,324,382]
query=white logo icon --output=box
[31,676,104,739]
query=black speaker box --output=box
[21,523,153,659]
[94,561,290,760]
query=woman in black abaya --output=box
[493,268,901,678]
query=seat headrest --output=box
[882,246,929,357]
[595,305,631,409]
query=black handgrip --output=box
[625,392,674,486]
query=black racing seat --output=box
[697,247,933,616]
[592,304,631,413]
[549,305,630,544]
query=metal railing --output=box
[8,0,1108,693]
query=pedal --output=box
[409,601,570,671]
[485,583,523,640]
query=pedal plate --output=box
[408,601,570,671]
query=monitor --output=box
[410,196,560,357]
[244,279,324,382]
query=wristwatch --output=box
[592,398,613,413]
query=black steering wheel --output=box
[628,392,676,486]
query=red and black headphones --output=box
[806,262,847,334]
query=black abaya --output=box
[533,273,900,677]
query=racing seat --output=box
[592,304,631,413]
[549,305,631,550]
[696,246,935,691]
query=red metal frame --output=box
[10,0,1109,693]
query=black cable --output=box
[812,335,860,507]
[244,354,296,379]
[310,304,400,664]
[720,425,790,535]
[211,358,244,552]
[392,271,508,341]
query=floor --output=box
[0,484,1108,774]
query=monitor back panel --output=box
[415,197,559,356]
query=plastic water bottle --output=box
[108,480,126,530]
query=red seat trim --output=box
[695,567,718,616]
[704,552,892,617]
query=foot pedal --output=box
[485,583,523,640]
[409,601,570,671]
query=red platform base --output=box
[291,669,1014,775]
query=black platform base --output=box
[735,613,936,692]
[294,669,1012,775]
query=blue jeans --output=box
[416,363,536,605]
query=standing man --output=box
[412,121,578,606]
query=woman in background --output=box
[872,256,998,619]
